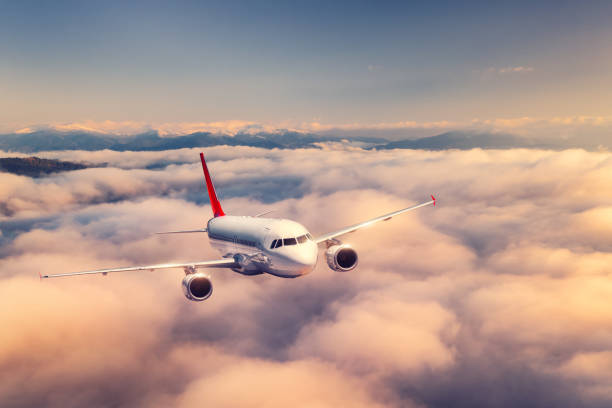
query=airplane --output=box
[42,153,436,301]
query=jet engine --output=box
[326,244,358,272]
[182,273,213,301]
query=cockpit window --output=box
[271,235,312,249]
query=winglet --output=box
[431,195,436,207]
[200,153,225,217]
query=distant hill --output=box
[370,131,612,151]
[0,157,89,177]
[1,129,610,153]
[371,132,530,150]
[0,130,384,153]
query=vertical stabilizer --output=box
[200,153,225,217]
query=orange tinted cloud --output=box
[2,146,612,407]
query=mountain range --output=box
[0,129,610,153]
[0,130,354,152]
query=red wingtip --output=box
[200,153,225,217]
[431,195,436,207]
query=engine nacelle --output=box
[182,273,213,301]
[326,244,358,272]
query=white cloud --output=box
[497,66,534,74]
[2,146,612,407]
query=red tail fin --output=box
[200,153,225,217]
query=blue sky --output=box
[1,0,611,128]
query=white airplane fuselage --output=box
[207,215,318,278]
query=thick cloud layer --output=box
[1,146,612,407]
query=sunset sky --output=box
[1,1,612,128]
[2,2,612,408]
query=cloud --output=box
[176,359,396,408]
[13,120,274,137]
[497,66,534,74]
[475,66,535,77]
[15,121,155,136]
[291,296,458,377]
[2,146,612,407]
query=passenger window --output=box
[297,235,307,244]
[283,237,297,246]
[270,239,277,249]
[275,239,282,248]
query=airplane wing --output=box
[314,196,436,244]
[40,258,237,279]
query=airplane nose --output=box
[295,262,315,276]
[292,245,318,275]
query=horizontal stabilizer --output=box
[154,228,207,235]
[254,209,275,217]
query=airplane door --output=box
[262,227,272,251]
